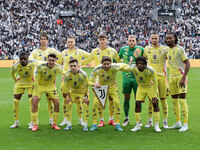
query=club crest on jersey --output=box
[169,55,171,60]
[153,55,157,59]
[70,56,73,60]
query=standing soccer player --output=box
[29,32,61,126]
[119,35,144,126]
[10,52,39,129]
[63,59,89,131]
[165,33,190,132]
[31,53,65,131]
[60,36,90,127]
[144,33,169,128]
[89,56,127,131]
[123,56,161,132]
[82,33,122,127]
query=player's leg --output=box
[151,97,161,132]
[122,77,132,126]
[158,76,169,128]
[82,94,89,131]
[60,80,68,126]
[31,95,40,131]
[89,97,100,131]
[145,100,154,128]
[109,87,123,131]
[10,92,23,128]
[178,76,188,132]
[46,94,54,125]
[76,96,84,126]
[168,77,182,129]
[131,87,146,132]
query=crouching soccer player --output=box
[89,56,127,131]
[10,52,40,129]
[123,56,161,132]
[63,59,89,131]
[31,53,65,131]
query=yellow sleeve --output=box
[80,49,90,59]
[11,66,17,82]
[88,69,97,86]
[29,50,36,60]
[56,51,62,65]
[113,50,122,63]
[84,76,89,93]
[82,50,94,65]
[59,66,66,75]
[63,74,70,93]
[120,65,135,72]
[143,47,147,59]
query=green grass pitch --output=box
[0,67,199,150]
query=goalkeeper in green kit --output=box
[119,35,144,126]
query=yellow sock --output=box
[135,113,141,123]
[179,99,188,124]
[172,98,181,122]
[31,112,38,125]
[154,112,160,123]
[66,101,73,122]
[109,100,114,118]
[13,99,20,120]
[92,98,99,124]
[53,112,59,124]
[83,103,89,123]
[47,100,53,119]
[148,101,154,118]
[161,99,168,119]
[63,102,67,119]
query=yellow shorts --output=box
[34,85,59,99]
[136,85,157,102]
[70,93,84,103]
[14,83,34,95]
[157,75,169,98]
[169,75,188,95]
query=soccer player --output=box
[63,59,89,131]
[10,52,39,129]
[59,36,90,127]
[31,53,65,131]
[82,33,122,127]
[165,33,190,132]
[89,56,126,131]
[123,56,161,132]
[144,33,169,128]
[29,32,61,126]
[119,35,144,126]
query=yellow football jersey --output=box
[89,63,128,86]
[29,47,61,64]
[123,65,158,94]
[82,47,122,66]
[144,45,168,76]
[167,45,188,77]
[11,60,40,84]
[63,69,88,94]
[60,48,90,71]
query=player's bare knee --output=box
[124,94,130,100]
[63,93,67,98]
[135,101,142,112]
[179,93,186,99]
[171,94,179,99]
[28,94,32,98]
[153,102,160,112]
[14,94,22,100]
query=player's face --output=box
[136,61,146,72]
[151,34,159,46]
[99,38,108,47]
[102,61,111,71]
[47,56,57,68]
[128,36,136,48]
[165,34,175,47]
[70,62,79,74]
[40,36,48,47]
[67,38,76,49]
[19,56,28,66]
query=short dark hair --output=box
[48,53,57,59]
[19,51,28,58]
[69,58,78,64]
[67,36,76,40]
[136,56,147,65]
[101,56,111,63]
[165,32,178,44]
[40,32,48,40]
[98,33,107,39]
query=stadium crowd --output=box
[0,0,199,60]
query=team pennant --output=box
[92,85,109,109]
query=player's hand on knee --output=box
[83,99,89,105]
[66,98,72,105]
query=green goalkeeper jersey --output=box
[119,45,144,79]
